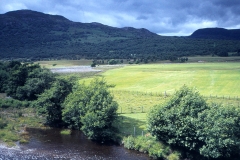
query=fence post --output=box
[134,127,136,137]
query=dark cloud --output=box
[0,0,240,36]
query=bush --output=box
[0,98,29,108]
[147,85,240,159]
[197,104,240,158]
[108,59,118,65]
[147,85,208,150]
[63,78,118,142]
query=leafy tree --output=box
[147,85,240,159]
[108,59,118,65]
[5,62,56,101]
[63,78,118,142]
[147,85,208,150]
[32,78,72,126]
[197,104,240,158]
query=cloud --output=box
[0,0,240,36]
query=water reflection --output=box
[0,128,149,160]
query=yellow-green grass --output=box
[113,90,169,114]
[101,63,240,97]
[115,93,240,137]
[35,59,93,68]
[78,62,240,136]
[60,129,71,135]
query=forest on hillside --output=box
[1,10,240,61]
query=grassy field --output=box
[101,62,240,97]
[36,60,240,136]
[77,62,240,136]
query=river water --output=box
[0,128,150,160]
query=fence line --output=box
[112,90,240,101]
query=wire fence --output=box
[112,90,240,114]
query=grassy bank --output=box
[0,107,45,146]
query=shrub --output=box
[63,78,118,142]
[147,85,240,159]
[0,99,29,108]
[147,85,208,150]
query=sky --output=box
[0,0,240,36]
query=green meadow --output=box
[36,60,240,136]
[78,62,240,136]
[102,62,240,97]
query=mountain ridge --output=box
[1,10,240,60]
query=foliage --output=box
[108,59,118,65]
[32,78,72,126]
[122,135,180,160]
[147,85,240,159]
[0,61,56,101]
[0,98,29,108]
[197,104,240,158]
[63,78,118,142]
[147,85,208,150]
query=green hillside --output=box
[1,10,240,60]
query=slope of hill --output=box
[190,28,240,40]
[0,10,240,60]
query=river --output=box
[0,128,150,160]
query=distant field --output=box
[35,60,240,136]
[101,62,240,97]
[105,62,240,135]
[187,56,240,62]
